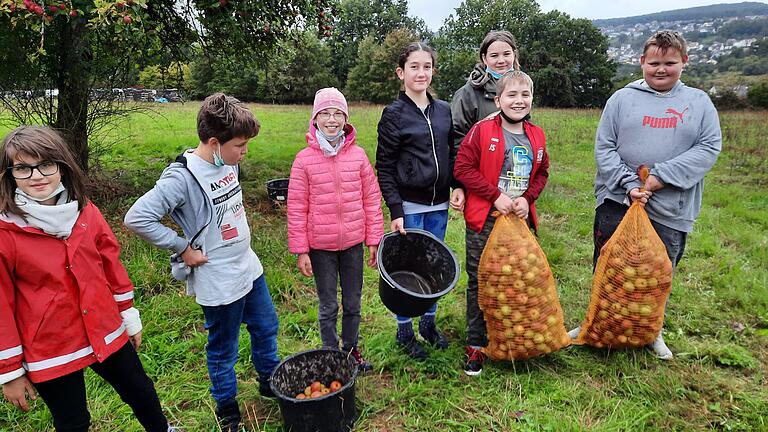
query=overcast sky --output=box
[408,0,765,30]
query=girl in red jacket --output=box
[0,126,171,431]
[454,71,550,376]
[287,88,384,372]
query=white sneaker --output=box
[567,326,581,340]
[650,333,673,360]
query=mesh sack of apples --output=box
[478,214,571,361]
[573,167,674,349]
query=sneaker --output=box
[464,346,486,376]
[567,326,581,340]
[215,401,241,432]
[419,325,449,349]
[349,347,374,373]
[397,335,428,361]
[649,333,673,360]
[258,378,276,398]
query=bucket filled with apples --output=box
[270,348,358,432]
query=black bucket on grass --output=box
[266,178,289,202]
[377,229,460,317]
[270,349,358,432]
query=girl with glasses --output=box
[0,126,173,431]
[287,88,384,372]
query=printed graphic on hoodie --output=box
[642,106,689,129]
[498,129,533,198]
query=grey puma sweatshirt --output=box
[594,79,722,232]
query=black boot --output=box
[215,400,241,432]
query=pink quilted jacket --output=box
[287,122,384,254]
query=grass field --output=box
[0,104,766,431]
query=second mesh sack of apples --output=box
[478,214,571,361]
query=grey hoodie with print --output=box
[594,79,722,233]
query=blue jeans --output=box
[201,275,280,406]
[396,210,449,322]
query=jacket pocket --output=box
[648,187,683,219]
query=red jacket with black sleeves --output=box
[454,115,549,233]
[0,202,133,384]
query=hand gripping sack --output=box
[478,214,571,360]
[573,201,674,349]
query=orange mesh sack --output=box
[478,214,570,361]
[574,201,673,349]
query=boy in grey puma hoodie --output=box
[571,31,721,359]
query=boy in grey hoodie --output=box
[124,93,280,432]
[569,30,722,359]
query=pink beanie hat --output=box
[311,87,349,121]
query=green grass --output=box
[1,105,766,431]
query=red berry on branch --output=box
[123,15,132,24]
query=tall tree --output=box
[328,0,428,88]
[346,28,418,103]
[0,0,334,170]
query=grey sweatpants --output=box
[309,243,364,350]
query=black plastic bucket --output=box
[270,349,358,432]
[377,229,460,317]
[266,178,289,202]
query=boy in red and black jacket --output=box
[454,70,549,376]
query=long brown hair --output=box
[0,125,88,217]
[479,30,521,71]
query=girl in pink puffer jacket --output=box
[287,88,384,372]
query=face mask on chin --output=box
[213,143,225,167]
[16,182,66,202]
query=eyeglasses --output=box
[6,160,59,179]
[316,111,346,121]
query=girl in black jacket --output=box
[375,42,465,360]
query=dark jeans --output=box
[465,212,497,347]
[309,243,364,350]
[201,274,280,407]
[34,342,167,432]
[594,199,687,270]
[395,210,448,323]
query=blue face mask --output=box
[485,66,510,80]
[213,143,225,167]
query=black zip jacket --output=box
[376,91,461,220]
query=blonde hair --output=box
[495,70,534,95]
[1,125,88,216]
[197,93,260,144]
[643,30,688,57]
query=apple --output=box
[647,277,658,287]
[493,310,503,320]
[513,280,525,290]
[504,328,515,339]
[502,318,513,328]
[605,267,616,278]
[296,393,307,399]
[639,305,652,316]
[529,309,540,320]
[622,266,637,278]
[310,391,323,398]
[501,305,512,316]
[310,381,322,393]
[329,380,342,392]
[510,311,523,322]
[516,293,529,304]
[497,292,507,303]
[622,281,635,293]
[320,388,330,395]
[546,315,557,326]
[514,325,525,335]
[304,386,312,397]
[617,335,628,344]
[501,264,513,274]
[597,310,609,319]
